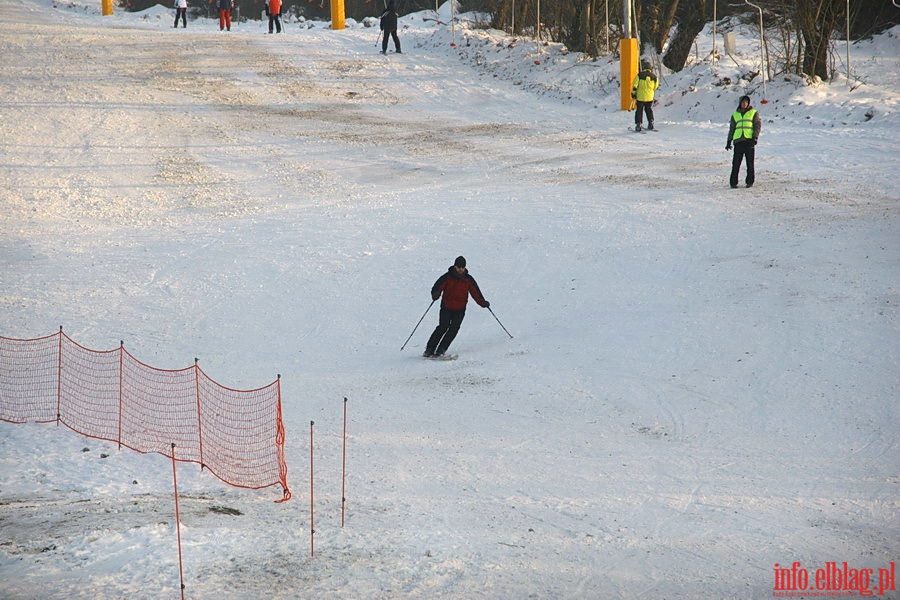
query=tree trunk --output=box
[794,0,844,80]
[662,0,707,72]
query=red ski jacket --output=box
[431,267,488,311]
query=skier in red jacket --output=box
[424,256,490,357]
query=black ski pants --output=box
[382,30,400,53]
[635,100,654,127]
[730,140,755,187]
[174,7,186,27]
[426,307,465,355]
[268,13,282,33]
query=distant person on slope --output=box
[173,0,187,28]
[726,95,761,188]
[217,0,233,31]
[631,60,659,131]
[424,256,490,358]
[379,0,401,55]
[267,0,282,33]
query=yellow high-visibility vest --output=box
[732,109,757,140]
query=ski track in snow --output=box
[0,1,898,598]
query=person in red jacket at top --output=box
[424,256,490,357]
[267,0,282,33]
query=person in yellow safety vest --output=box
[726,95,762,188]
[631,60,659,131]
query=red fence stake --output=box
[341,397,348,528]
[310,420,316,557]
[171,443,186,600]
[55,326,63,424]
[118,341,124,448]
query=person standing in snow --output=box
[423,256,490,357]
[726,95,761,188]
[379,0,401,55]
[217,0,233,31]
[173,0,187,28]
[267,0,282,33]
[631,60,659,131]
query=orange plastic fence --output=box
[0,329,291,501]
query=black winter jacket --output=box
[380,5,398,31]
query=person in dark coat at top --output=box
[380,0,401,55]
[423,256,490,357]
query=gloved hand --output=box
[631,92,636,99]
[483,301,490,308]
[752,139,757,146]
[726,144,732,151]
[432,293,440,301]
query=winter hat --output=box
[739,95,751,105]
[454,256,466,268]
[641,60,651,70]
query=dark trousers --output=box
[730,141,755,187]
[382,30,400,53]
[174,7,186,27]
[268,14,281,33]
[635,100,654,127]
[426,307,465,355]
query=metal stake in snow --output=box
[310,420,316,557]
[744,0,768,103]
[341,397,349,528]
[171,443,186,600]
[450,0,456,47]
[711,0,717,69]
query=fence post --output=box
[118,341,124,448]
[310,420,316,557]
[194,358,204,469]
[171,443,186,600]
[275,374,292,503]
[56,326,63,425]
[341,397,348,528]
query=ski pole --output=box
[376,30,383,47]
[488,307,513,339]
[401,299,435,350]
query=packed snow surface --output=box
[0,0,897,598]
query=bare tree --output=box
[662,0,707,72]
[792,0,845,79]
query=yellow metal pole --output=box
[620,37,638,110]
[331,0,345,30]
[101,0,113,16]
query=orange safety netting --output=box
[0,329,291,501]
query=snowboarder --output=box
[726,95,761,188]
[379,0,401,55]
[173,0,187,28]
[631,60,659,131]
[267,0,282,33]
[217,0,233,31]
[423,256,490,358]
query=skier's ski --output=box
[628,127,659,133]
[426,354,458,361]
